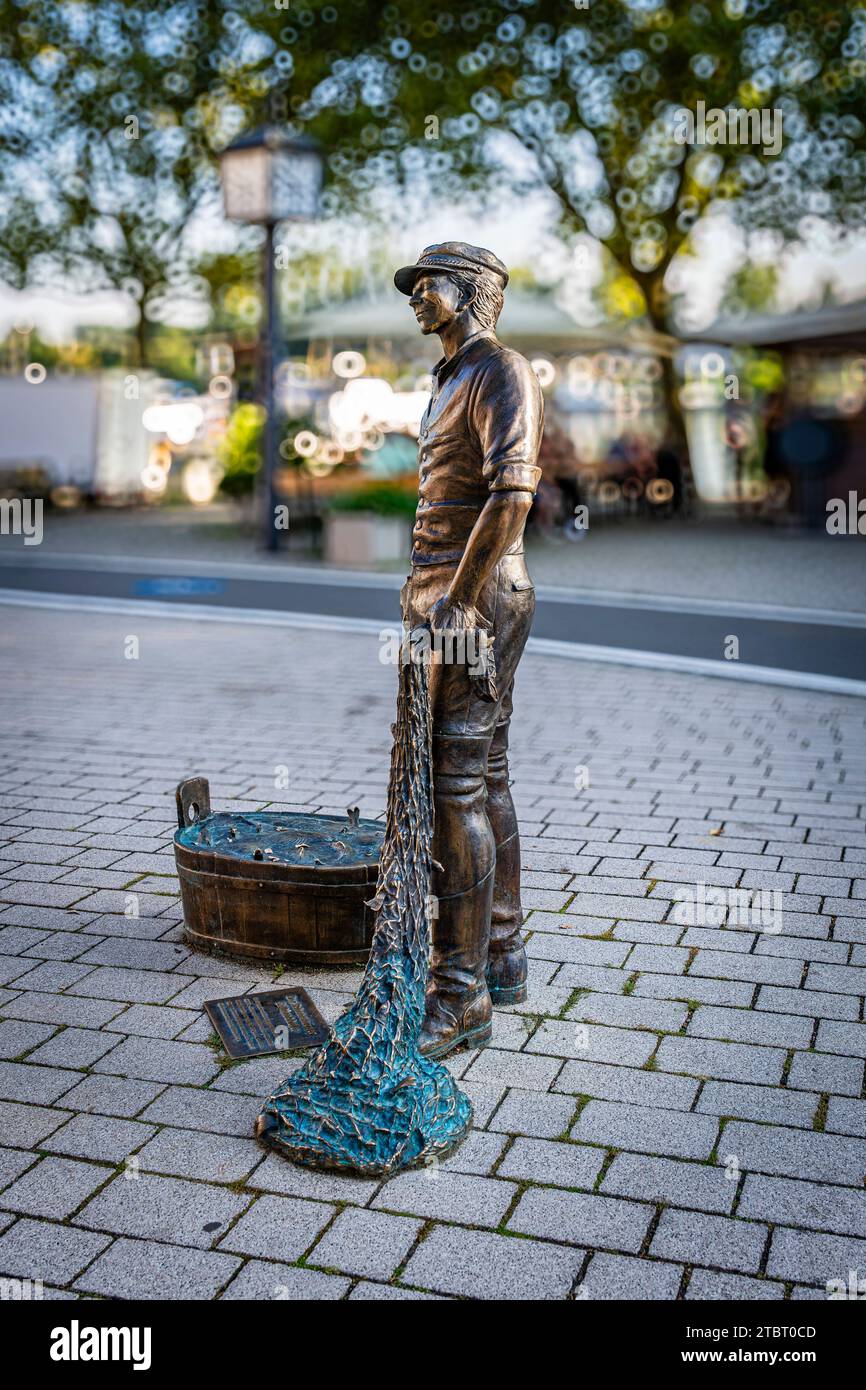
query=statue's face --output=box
[408,271,463,335]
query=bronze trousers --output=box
[401,552,534,1010]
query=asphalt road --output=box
[1,552,864,687]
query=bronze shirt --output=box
[412,330,544,566]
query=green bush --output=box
[330,482,418,518]
[218,403,264,496]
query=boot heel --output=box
[488,982,527,1006]
[463,1021,493,1050]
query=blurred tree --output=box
[228,0,866,425]
[0,0,248,365]
[2,0,863,398]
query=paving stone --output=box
[247,1152,378,1205]
[1,1155,113,1219]
[58,1074,165,1118]
[309,1208,422,1281]
[218,1194,335,1262]
[374,1169,515,1228]
[0,1060,81,1105]
[221,1260,350,1301]
[0,1100,71,1148]
[806,964,866,997]
[74,938,187,972]
[0,956,38,988]
[697,1081,818,1129]
[75,1172,250,1248]
[766,1226,866,1288]
[554,1058,699,1111]
[26,1027,123,1070]
[68,890,178,917]
[510,1186,651,1253]
[138,1085,259,1137]
[738,1174,866,1238]
[44,1112,156,1164]
[565,992,687,1032]
[495,1136,605,1189]
[787,1050,863,1097]
[632,972,754,1007]
[135,1126,263,1184]
[650,1208,767,1273]
[92,1035,221,1086]
[581,1252,683,1300]
[104,1003,200,1039]
[439,1129,507,1175]
[66,966,191,1005]
[0,991,125,1027]
[687,1005,812,1050]
[690,950,803,986]
[601,1153,735,1214]
[825,1098,866,1138]
[571,1099,719,1160]
[656,1036,786,1085]
[463,1047,563,1090]
[525,933,631,966]
[757,985,858,1022]
[815,1019,866,1059]
[524,1020,656,1067]
[685,1270,785,1300]
[721,1121,866,1185]
[79,912,179,940]
[0,1018,56,1058]
[0,1217,111,1284]
[75,1237,242,1300]
[0,926,53,954]
[0,1145,39,1189]
[488,1087,576,1138]
[459,1080,507,1128]
[349,1280,444,1300]
[210,1054,305,1095]
[4,961,94,993]
[402,1225,583,1300]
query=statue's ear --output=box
[458,282,478,314]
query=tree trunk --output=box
[134,305,148,369]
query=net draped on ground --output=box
[256,646,472,1176]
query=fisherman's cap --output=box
[394,242,509,295]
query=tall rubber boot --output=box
[419,733,494,1060]
[485,720,528,1004]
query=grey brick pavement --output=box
[0,604,864,1301]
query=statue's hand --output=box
[427,593,498,704]
[427,592,487,634]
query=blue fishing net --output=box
[255,650,472,1175]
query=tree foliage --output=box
[1,0,863,350]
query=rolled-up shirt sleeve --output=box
[470,348,544,494]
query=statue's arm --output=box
[443,491,533,617]
[430,351,543,628]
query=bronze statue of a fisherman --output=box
[394,242,543,1061]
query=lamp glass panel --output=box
[220,147,271,222]
[270,148,322,222]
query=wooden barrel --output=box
[173,777,384,966]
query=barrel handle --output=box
[176,776,211,829]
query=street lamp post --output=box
[218,126,323,550]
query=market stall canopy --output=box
[293,291,677,357]
[685,299,866,352]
